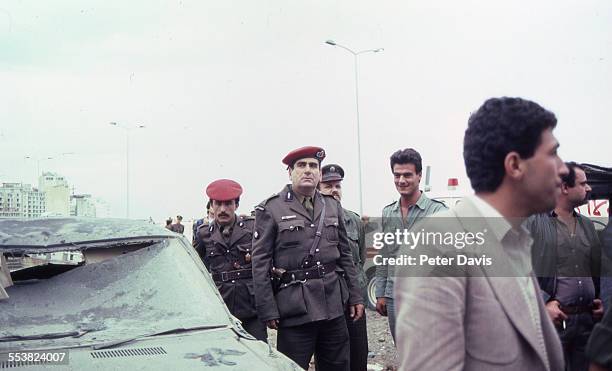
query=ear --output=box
[287,167,293,179]
[560,183,570,195]
[504,151,524,181]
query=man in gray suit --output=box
[394,97,567,370]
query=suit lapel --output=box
[454,197,550,369]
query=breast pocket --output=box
[236,243,253,265]
[278,220,305,248]
[204,244,227,272]
[324,217,339,243]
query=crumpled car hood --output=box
[0,218,174,250]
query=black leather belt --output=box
[278,262,337,284]
[560,304,593,315]
[212,268,252,283]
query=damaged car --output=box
[0,217,299,370]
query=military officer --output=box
[193,200,214,247]
[195,179,266,341]
[251,146,364,371]
[318,163,368,371]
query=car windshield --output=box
[0,219,232,351]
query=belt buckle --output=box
[221,271,229,282]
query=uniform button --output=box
[290,226,295,231]
[578,280,582,284]
[310,224,315,228]
[315,249,319,252]
[316,261,321,265]
[227,250,230,253]
[237,272,241,276]
[305,272,309,275]
[231,280,235,283]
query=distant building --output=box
[0,183,46,218]
[92,197,111,218]
[39,172,70,216]
[70,194,96,217]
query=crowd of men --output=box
[184,96,612,371]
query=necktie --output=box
[303,197,314,218]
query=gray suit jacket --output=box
[394,197,564,371]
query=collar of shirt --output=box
[391,191,429,212]
[469,195,533,276]
[549,209,579,218]
[215,216,237,231]
[293,190,314,205]
[468,194,513,242]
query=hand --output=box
[266,319,279,330]
[349,304,365,321]
[376,297,388,316]
[592,298,604,320]
[545,300,568,325]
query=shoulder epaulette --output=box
[383,200,398,209]
[431,198,446,205]
[255,193,280,211]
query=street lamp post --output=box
[325,40,383,216]
[109,122,145,219]
[24,153,74,180]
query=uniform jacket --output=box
[525,212,602,302]
[394,197,564,371]
[170,223,184,234]
[192,218,205,246]
[343,208,367,291]
[196,216,257,320]
[375,192,447,298]
[251,185,363,328]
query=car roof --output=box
[0,217,175,248]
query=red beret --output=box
[206,179,243,201]
[282,146,326,166]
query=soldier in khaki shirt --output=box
[251,146,364,371]
[318,163,368,371]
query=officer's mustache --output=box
[218,212,230,218]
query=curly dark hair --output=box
[389,148,422,174]
[561,162,584,188]
[463,97,557,193]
